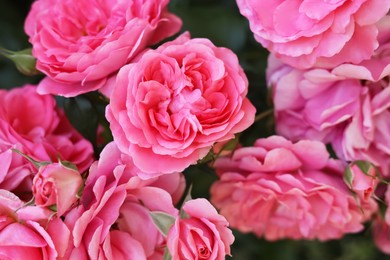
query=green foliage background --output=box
[0,0,389,259]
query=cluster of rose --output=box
[1,0,390,259]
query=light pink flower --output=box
[25,0,182,97]
[345,162,379,201]
[107,33,256,176]
[0,85,93,195]
[0,189,71,259]
[65,142,180,259]
[210,136,377,241]
[237,0,390,69]
[32,163,83,216]
[167,198,234,260]
[268,34,390,176]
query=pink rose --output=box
[0,189,71,259]
[237,0,390,69]
[167,198,234,260]
[65,142,179,259]
[344,162,379,201]
[25,0,182,97]
[107,33,256,176]
[0,85,93,195]
[268,41,390,176]
[32,163,83,216]
[373,216,390,255]
[210,136,377,241]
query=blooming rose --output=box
[25,0,182,97]
[65,142,180,259]
[0,85,93,195]
[236,0,390,69]
[167,198,234,260]
[267,37,390,176]
[0,189,71,259]
[106,33,256,176]
[32,163,83,216]
[210,136,377,241]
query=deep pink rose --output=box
[267,36,390,176]
[0,85,93,195]
[32,163,83,216]
[65,142,179,259]
[167,198,234,260]
[210,136,377,241]
[25,0,182,97]
[237,0,390,69]
[107,33,256,176]
[0,189,71,259]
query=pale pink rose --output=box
[32,163,83,216]
[345,162,379,201]
[25,0,182,97]
[0,85,93,195]
[268,42,390,176]
[210,136,377,241]
[106,32,256,176]
[167,198,234,260]
[0,189,71,259]
[65,142,179,259]
[237,0,390,69]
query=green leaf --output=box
[354,160,375,176]
[343,164,354,189]
[11,148,50,169]
[0,47,40,76]
[149,211,176,237]
[58,157,79,172]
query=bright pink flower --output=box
[210,136,377,241]
[167,198,234,260]
[65,142,179,259]
[107,33,256,176]
[0,85,93,195]
[0,189,71,259]
[237,0,390,69]
[268,32,390,176]
[32,163,83,216]
[25,0,182,97]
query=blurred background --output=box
[0,0,389,259]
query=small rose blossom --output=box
[25,0,182,97]
[32,163,82,216]
[210,136,377,241]
[237,0,390,69]
[107,32,256,176]
[167,198,234,260]
[345,162,379,201]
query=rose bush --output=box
[106,32,256,176]
[236,0,390,69]
[167,198,234,260]
[25,0,182,97]
[210,136,377,240]
[0,85,93,195]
